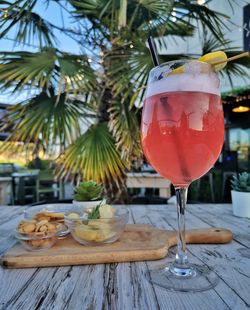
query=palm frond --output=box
[108,101,142,167]
[137,0,174,14]
[57,122,126,184]
[108,39,152,107]
[151,20,194,39]
[225,51,250,68]
[219,51,250,87]
[69,0,106,18]
[201,30,237,55]
[0,0,56,46]
[109,40,190,108]
[0,90,93,154]
[201,34,250,82]
[0,49,96,95]
[176,0,228,43]
[70,0,174,34]
[127,0,174,30]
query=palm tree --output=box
[0,0,249,201]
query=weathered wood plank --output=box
[142,204,250,309]
[0,204,249,310]
[135,204,250,309]
[0,267,38,309]
[0,209,24,256]
[187,204,250,248]
[0,206,24,226]
[0,207,160,310]
[130,205,233,310]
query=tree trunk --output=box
[98,46,129,204]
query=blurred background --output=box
[0,0,249,205]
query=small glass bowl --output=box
[24,204,71,238]
[66,207,129,246]
[15,229,58,251]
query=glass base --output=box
[148,263,219,292]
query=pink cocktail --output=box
[142,91,224,186]
[141,60,224,292]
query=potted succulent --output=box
[231,172,250,218]
[73,180,103,208]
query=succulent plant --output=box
[231,172,250,192]
[74,181,102,201]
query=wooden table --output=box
[0,204,250,310]
[126,173,171,198]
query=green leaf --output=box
[58,122,126,184]
[0,90,92,153]
[176,0,228,44]
[108,101,142,167]
[88,203,102,219]
[0,0,56,46]
[74,181,102,201]
[231,172,250,192]
[201,33,250,83]
[0,49,96,95]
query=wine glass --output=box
[141,60,224,292]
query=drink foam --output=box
[145,73,220,99]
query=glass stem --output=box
[174,187,188,267]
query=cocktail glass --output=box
[141,60,224,292]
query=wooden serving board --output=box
[1,224,232,268]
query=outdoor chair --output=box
[0,163,15,205]
[36,170,64,202]
[12,169,39,205]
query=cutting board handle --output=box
[185,228,232,244]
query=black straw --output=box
[147,36,159,66]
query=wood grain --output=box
[1,224,232,268]
[0,204,249,310]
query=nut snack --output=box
[24,205,71,238]
[15,219,61,251]
[32,211,65,223]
